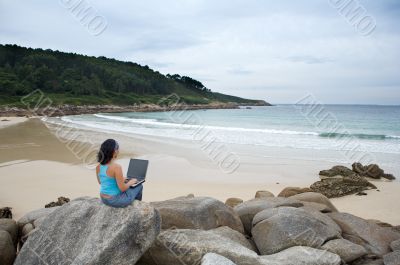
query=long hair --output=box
[97,139,119,165]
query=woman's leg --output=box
[136,186,143,201]
[126,184,143,202]
[101,185,143,208]
[101,195,127,208]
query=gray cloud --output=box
[286,56,333,64]
[0,0,399,104]
[228,68,254,75]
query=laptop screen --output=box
[127,159,149,181]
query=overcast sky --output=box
[1,0,399,104]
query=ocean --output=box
[46,105,400,176]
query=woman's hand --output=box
[127,178,138,186]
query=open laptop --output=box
[126,159,149,188]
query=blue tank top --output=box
[99,164,121,196]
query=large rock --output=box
[369,219,394,228]
[202,253,237,265]
[0,207,12,219]
[15,197,161,265]
[151,196,244,234]
[301,201,334,213]
[259,246,341,265]
[277,187,312,197]
[328,212,400,257]
[391,239,400,251]
[352,162,396,180]
[44,196,70,208]
[289,192,338,212]
[393,226,400,234]
[234,197,303,234]
[310,174,376,198]
[139,229,261,265]
[252,207,341,255]
[349,255,384,265]
[139,229,341,265]
[20,223,35,246]
[382,173,396,181]
[0,230,16,265]
[319,165,356,178]
[255,190,274,198]
[225,198,243,208]
[321,238,367,262]
[33,216,47,229]
[0,219,18,247]
[17,207,59,233]
[17,207,60,247]
[212,226,257,251]
[383,251,400,265]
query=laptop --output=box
[126,159,149,187]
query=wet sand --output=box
[0,116,28,129]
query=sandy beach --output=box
[3,3,400,264]
[0,116,28,129]
[0,117,399,225]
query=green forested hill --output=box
[0,44,267,106]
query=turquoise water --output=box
[42,104,400,179]
[56,105,400,155]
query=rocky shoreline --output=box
[310,163,396,198]
[0,101,270,117]
[0,156,398,264]
[1,186,400,265]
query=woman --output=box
[96,139,143,207]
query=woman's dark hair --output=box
[97,139,119,165]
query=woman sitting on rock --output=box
[96,139,143,207]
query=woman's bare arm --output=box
[96,165,100,184]
[114,164,137,192]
